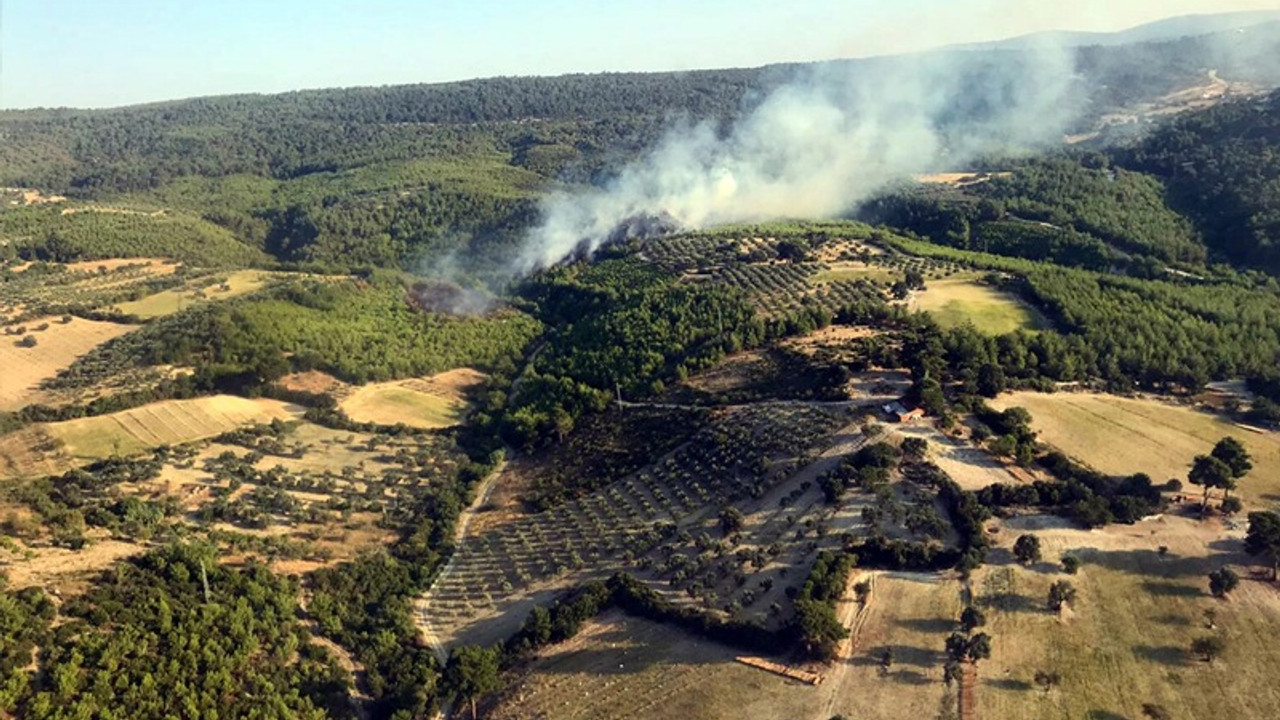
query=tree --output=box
[977,363,1006,398]
[1221,496,1243,515]
[1208,567,1239,598]
[1013,534,1042,565]
[444,645,502,719]
[719,507,745,535]
[16,335,36,348]
[1060,554,1080,574]
[1191,634,1226,663]
[901,437,928,460]
[1188,454,1232,513]
[1142,704,1173,720]
[1047,581,1076,611]
[1245,511,1280,580]
[1210,437,1252,487]
[945,631,991,664]
[959,606,987,633]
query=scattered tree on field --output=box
[959,606,987,633]
[1188,454,1233,513]
[1210,437,1252,500]
[1245,511,1280,580]
[1208,567,1239,598]
[1013,534,1042,565]
[1047,580,1076,611]
[1142,703,1173,720]
[1191,634,1226,663]
[1060,554,1080,574]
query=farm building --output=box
[883,401,925,423]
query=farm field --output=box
[972,513,1280,720]
[992,392,1280,504]
[911,278,1049,334]
[812,262,899,284]
[113,269,276,318]
[486,610,820,720]
[43,395,304,460]
[0,315,137,410]
[339,368,483,429]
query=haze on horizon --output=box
[2,0,1278,110]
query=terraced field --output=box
[44,395,305,460]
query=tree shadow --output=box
[985,677,1032,692]
[895,617,956,633]
[1133,644,1189,667]
[1151,613,1190,627]
[1141,580,1202,598]
[978,592,1039,613]
[1083,547,1223,578]
[1087,711,1131,720]
[891,669,933,686]
[861,644,940,669]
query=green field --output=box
[912,278,1049,334]
[114,270,276,319]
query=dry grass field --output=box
[44,395,304,460]
[0,315,137,411]
[487,610,822,720]
[340,369,482,429]
[0,426,73,478]
[490,512,1280,720]
[992,392,1280,504]
[113,269,275,318]
[911,278,1049,335]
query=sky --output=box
[1,0,1278,109]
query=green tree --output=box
[1047,581,1076,611]
[1208,567,1239,599]
[1210,437,1252,500]
[959,606,987,633]
[1245,511,1280,580]
[1191,634,1226,663]
[1013,534,1042,565]
[1188,454,1232,513]
[444,645,502,719]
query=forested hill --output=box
[1123,90,1280,274]
[3,24,1279,194]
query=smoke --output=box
[514,41,1082,274]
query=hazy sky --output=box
[2,0,1277,109]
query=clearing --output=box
[339,369,483,429]
[43,395,304,460]
[113,269,277,319]
[991,391,1280,504]
[910,278,1049,335]
[0,316,138,411]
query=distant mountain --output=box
[959,10,1280,50]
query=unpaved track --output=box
[818,571,877,720]
[416,457,506,665]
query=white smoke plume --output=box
[514,42,1081,274]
